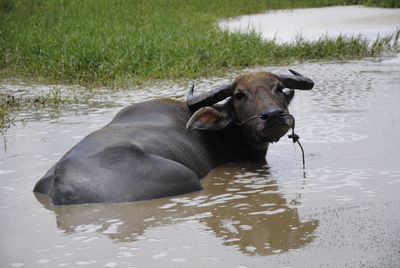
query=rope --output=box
[286,114,306,169]
[234,115,263,126]
[235,113,306,169]
[288,131,305,169]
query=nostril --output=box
[261,107,285,120]
[260,110,269,120]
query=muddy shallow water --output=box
[219,5,400,42]
[1,53,400,267]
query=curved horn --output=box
[187,82,236,111]
[276,69,314,90]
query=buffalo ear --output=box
[186,106,232,131]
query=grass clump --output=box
[0,0,399,85]
[1,88,68,109]
[0,100,15,131]
[0,87,76,132]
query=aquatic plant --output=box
[0,101,15,132]
[371,30,400,53]
[0,87,75,132]
[0,0,399,86]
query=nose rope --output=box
[235,112,306,169]
[286,114,306,169]
[234,115,263,126]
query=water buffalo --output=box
[33,70,314,205]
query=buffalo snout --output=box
[261,107,286,120]
[256,106,294,143]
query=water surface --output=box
[1,52,400,267]
[219,6,400,42]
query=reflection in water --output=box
[2,135,7,154]
[200,164,317,255]
[36,162,318,256]
[2,43,399,267]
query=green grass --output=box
[0,0,399,86]
[0,87,77,132]
[0,100,15,131]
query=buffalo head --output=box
[186,69,314,151]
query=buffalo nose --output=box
[261,107,285,120]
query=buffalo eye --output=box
[234,92,246,100]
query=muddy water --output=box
[219,6,400,42]
[1,53,400,267]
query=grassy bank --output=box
[0,0,399,86]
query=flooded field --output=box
[219,5,400,42]
[2,5,400,267]
[1,53,400,267]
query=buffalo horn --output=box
[277,69,314,90]
[186,83,235,111]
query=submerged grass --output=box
[1,0,399,86]
[0,101,14,131]
[0,87,77,133]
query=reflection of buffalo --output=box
[200,163,318,255]
[36,163,318,256]
[34,70,313,205]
